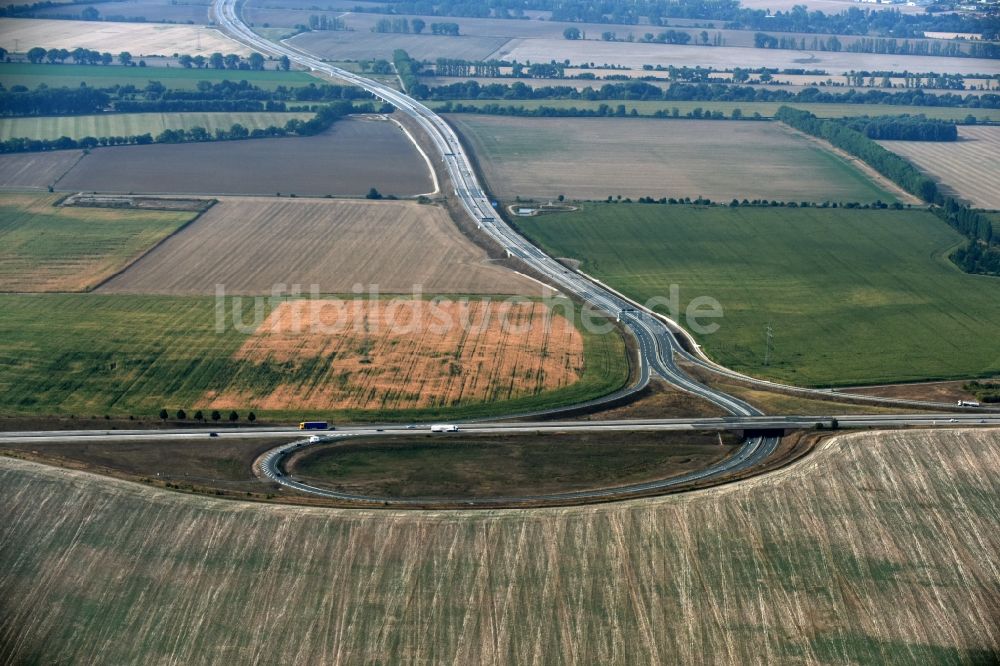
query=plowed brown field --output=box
[0,428,997,663]
[99,197,541,295]
[205,298,584,410]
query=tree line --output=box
[393,50,423,96]
[775,106,998,275]
[418,79,1000,111]
[0,79,377,117]
[754,32,999,59]
[0,99,369,154]
[842,115,959,141]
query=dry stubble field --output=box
[880,126,1000,210]
[206,298,584,410]
[99,197,540,295]
[450,115,893,203]
[0,428,996,663]
[0,18,249,56]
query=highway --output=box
[209,0,765,418]
[200,0,1000,502]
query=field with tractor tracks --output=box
[880,126,1000,211]
[98,197,538,295]
[0,428,996,663]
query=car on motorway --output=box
[208,432,218,438]
[308,436,321,443]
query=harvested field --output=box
[0,193,195,292]
[206,298,584,410]
[0,149,82,189]
[0,18,250,56]
[880,126,1000,210]
[0,62,322,90]
[98,197,538,295]
[495,38,1000,76]
[0,293,627,417]
[0,111,314,141]
[55,116,433,197]
[451,115,893,203]
[289,30,509,62]
[1,428,997,662]
[288,430,738,498]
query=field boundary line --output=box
[90,198,218,293]
[386,115,440,197]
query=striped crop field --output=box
[1,428,996,662]
[0,112,315,141]
[0,193,195,292]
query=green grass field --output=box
[0,193,195,292]
[1,428,996,662]
[0,62,322,90]
[0,111,315,140]
[518,204,1000,386]
[435,98,1000,122]
[0,293,628,419]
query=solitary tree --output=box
[365,187,383,200]
[563,27,581,40]
[211,410,221,422]
[178,54,193,68]
[194,409,204,421]
[228,410,239,422]
[277,54,290,71]
[118,51,132,66]
[248,52,265,70]
[412,18,425,34]
[159,408,169,421]
[209,52,225,69]
[27,47,47,63]
[176,409,187,420]
[81,6,100,20]
[248,411,257,424]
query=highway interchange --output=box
[13,0,985,505]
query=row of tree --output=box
[0,78,377,117]
[160,408,255,423]
[842,115,959,141]
[754,32,999,59]
[0,99,365,154]
[418,79,1000,110]
[0,86,110,116]
[22,45,279,71]
[371,17,459,35]
[393,50,422,95]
